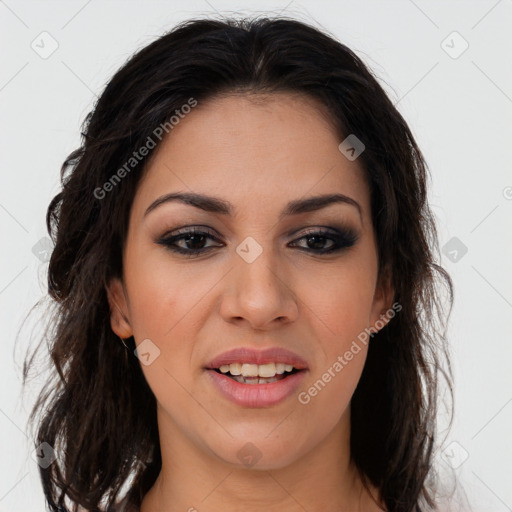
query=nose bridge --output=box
[238,242,280,297]
[220,235,298,328]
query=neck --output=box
[140,404,383,512]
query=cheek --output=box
[124,242,209,340]
[123,243,226,396]
[293,302,369,463]
[294,260,375,415]
[299,261,377,341]
[122,249,208,420]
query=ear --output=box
[106,277,133,339]
[369,265,396,333]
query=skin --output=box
[107,92,394,512]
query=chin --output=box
[210,435,307,471]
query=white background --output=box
[1,1,511,511]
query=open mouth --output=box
[212,363,301,385]
[206,359,308,406]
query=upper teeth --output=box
[218,363,295,378]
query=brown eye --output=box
[157,227,223,257]
[289,228,358,254]
[157,226,358,258]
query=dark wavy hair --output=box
[22,15,453,512]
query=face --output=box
[108,92,393,471]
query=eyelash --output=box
[156,226,358,258]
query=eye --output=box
[288,227,358,254]
[156,225,358,258]
[156,226,223,258]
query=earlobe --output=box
[106,277,133,339]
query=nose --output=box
[219,245,299,331]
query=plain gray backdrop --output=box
[1,1,511,510]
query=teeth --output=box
[256,363,276,378]
[216,362,297,378]
[259,377,278,384]
[229,363,242,375]
[241,363,259,377]
[232,375,281,384]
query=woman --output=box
[23,16,453,512]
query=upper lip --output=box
[205,347,309,370]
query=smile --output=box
[214,362,299,384]
[205,347,309,406]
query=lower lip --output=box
[205,369,307,407]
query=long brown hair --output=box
[22,16,453,512]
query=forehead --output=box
[132,92,370,223]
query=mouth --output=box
[204,349,309,407]
[204,347,309,406]
[211,362,302,384]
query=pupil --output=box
[186,234,205,249]
[307,235,326,249]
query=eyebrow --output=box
[144,191,362,221]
